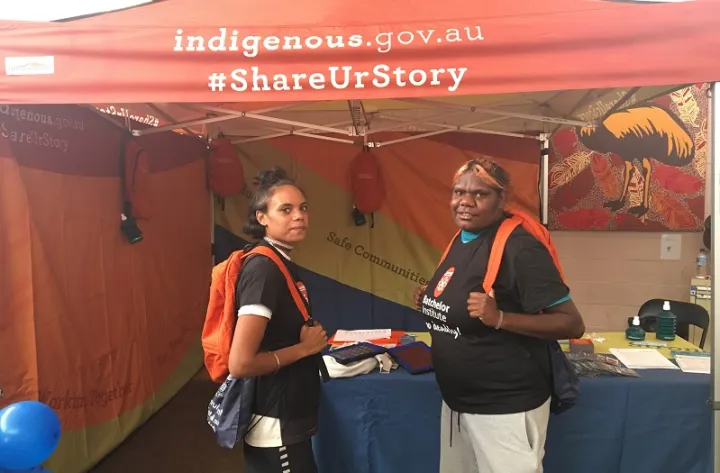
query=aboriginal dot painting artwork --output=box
[548,84,707,231]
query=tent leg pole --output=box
[211,192,216,265]
[205,129,217,266]
[710,82,719,473]
[540,133,550,225]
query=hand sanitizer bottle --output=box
[626,315,646,341]
[656,300,677,341]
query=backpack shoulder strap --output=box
[247,246,311,321]
[507,209,566,282]
[220,250,245,292]
[206,250,245,323]
[436,213,560,294]
[482,217,522,294]
[436,231,460,269]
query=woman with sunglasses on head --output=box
[414,158,585,473]
[228,166,327,473]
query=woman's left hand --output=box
[467,290,500,327]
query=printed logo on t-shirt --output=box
[434,267,455,298]
[421,294,460,339]
[296,281,309,303]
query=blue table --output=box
[313,369,712,473]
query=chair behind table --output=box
[626,298,709,349]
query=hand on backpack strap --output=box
[414,284,428,310]
[300,322,328,356]
[467,290,502,328]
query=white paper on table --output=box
[674,354,711,374]
[608,348,679,370]
[333,329,391,342]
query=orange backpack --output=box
[202,246,310,383]
[350,147,385,226]
[208,135,245,197]
[438,210,565,290]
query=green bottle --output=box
[626,315,646,341]
[656,300,677,341]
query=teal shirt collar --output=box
[461,229,484,243]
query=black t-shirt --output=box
[235,241,320,447]
[420,217,570,415]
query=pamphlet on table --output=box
[608,348,679,370]
[332,329,392,342]
[672,352,711,374]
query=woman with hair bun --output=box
[228,166,327,473]
[414,158,585,473]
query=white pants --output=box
[439,398,550,473]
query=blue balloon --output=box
[0,401,61,470]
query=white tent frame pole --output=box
[124,100,587,147]
[397,98,594,128]
[234,131,354,145]
[367,110,474,134]
[375,114,539,141]
[347,100,368,136]
[132,102,308,136]
[377,113,505,131]
[132,113,238,135]
[201,105,350,135]
[453,127,538,141]
[227,113,540,146]
[364,98,539,135]
[226,109,541,147]
[146,103,199,137]
[247,103,307,114]
[292,132,355,144]
[230,120,356,144]
[540,133,550,225]
[709,82,720,473]
[232,131,293,144]
[204,123,218,266]
[372,126,539,147]
[469,108,590,128]
[84,105,131,129]
[281,119,354,135]
[374,128,463,147]
[244,119,354,136]
[130,99,592,140]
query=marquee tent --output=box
[1,1,720,473]
[0,0,719,103]
[2,0,718,223]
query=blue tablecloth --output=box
[313,368,712,473]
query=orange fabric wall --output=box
[0,105,211,472]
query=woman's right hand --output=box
[299,322,328,356]
[414,284,427,310]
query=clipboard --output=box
[388,341,433,375]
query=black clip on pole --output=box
[306,319,331,382]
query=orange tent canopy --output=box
[1,0,719,104]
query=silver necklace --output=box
[263,236,293,250]
[263,236,293,260]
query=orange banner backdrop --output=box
[0,105,211,473]
[264,132,542,251]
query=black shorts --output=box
[244,439,317,473]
